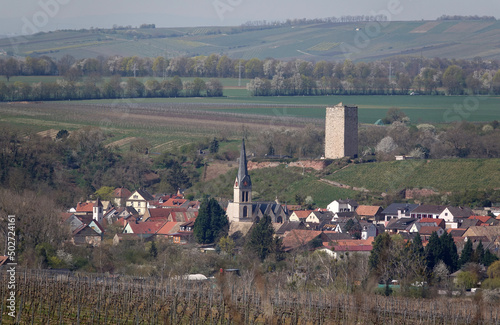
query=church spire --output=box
[236,139,251,189]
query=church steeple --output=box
[236,139,251,189]
[233,139,252,215]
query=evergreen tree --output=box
[482,249,499,267]
[440,232,459,272]
[209,137,219,153]
[193,198,228,244]
[459,239,473,268]
[425,232,442,271]
[246,215,276,261]
[473,241,485,264]
[368,233,392,273]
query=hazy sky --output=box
[1,0,500,35]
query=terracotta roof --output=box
[126,221,166,234]
[356,205,382,216]
[157,221,182,235]
[292,210,313,219]
[112,187,132,199]
[76,201,94,213]
[282,230,323,251]
[162,198,188,207]
[468,215,493,223]
[60,212,74,223]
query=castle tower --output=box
[325,102,358,159]
[233,139,252,220]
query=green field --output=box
[2,20,500,61]
[324,158,500,193]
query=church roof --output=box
[236,139,251,189]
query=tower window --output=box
[243,206,248,218]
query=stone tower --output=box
[324,102,358,159]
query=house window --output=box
[173,236,180,244]
[133,195,138,199]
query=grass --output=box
[324,158,500,193]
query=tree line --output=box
[2,54,500,96]
[0,75,223,101]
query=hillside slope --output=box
[2,20,500,61]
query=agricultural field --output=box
[2,20,500,61]
[1,269,498,324]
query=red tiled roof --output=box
[76,202,93,213]
[468,215,493,223]
[113,187,132,198]
[292,210,313,219]
[127,221,166,234]
[162,198,188,207]
[282,229,322,251]
[60,212,74,223]
[157,221,182,235]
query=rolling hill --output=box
[1,20,500,61]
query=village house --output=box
[355,205,384,223]
[289,210,313,222]
[410,205,447,219]
[381,203,419,222]
[111,187,132,207]
[126,189,155,216]
[439,206,474,223]
[385,218,417,234]
[327,199,358,213]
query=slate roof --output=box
[381,203,419,216]
[276,221,306,235]
[411,205,447,215]
[385,218,417,231]
[446,206,474,218]
[418,218,445,228]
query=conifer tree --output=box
[193,198,228,244]
[458,239,473,268]
[246,215,277,261]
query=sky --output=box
[1,0,500,35]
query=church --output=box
[226,139,288,224]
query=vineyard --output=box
[1,269,499,324]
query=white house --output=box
[327,199,358,213]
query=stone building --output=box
[324,103,358,159]
[226,139,287,224]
